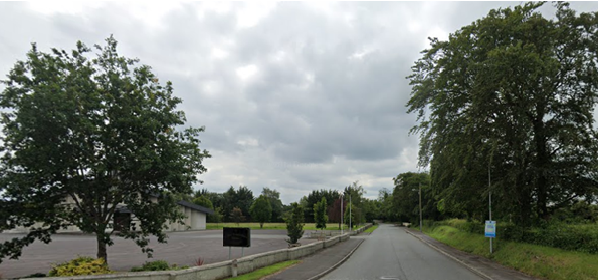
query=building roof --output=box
[177,200,215,215]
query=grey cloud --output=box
[0,2,596,204]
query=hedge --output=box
[425,219,597,254]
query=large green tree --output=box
[261,188,283,222]
[250,195,272,228]
[392,172,437,225]
[0,36,210,263]
[406,2,597,225]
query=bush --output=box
[439,219,597,254]
[48,256,112,277]
[130,260,189,272]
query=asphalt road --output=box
[0,229,316,279]
[322,224,483,280]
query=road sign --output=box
[484,220,495,238]
[223,227,251,247]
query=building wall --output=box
[6,204,207,233]
[164,205,207,231]
[190,211,206,230]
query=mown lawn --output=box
[206,223,352,230]
[422,224,597,280]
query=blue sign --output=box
[485,220,496,238]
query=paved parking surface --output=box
[0,229,316,279]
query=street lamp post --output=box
[340,193,343,236]
[419,180,422,232]
[349,192,352,232]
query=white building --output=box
[7,199,214,233]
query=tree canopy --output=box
[250,195,272,228]
[0,36,210,263]
[261,187,284,222]
[406,2,597,225]
[313,197,328,230]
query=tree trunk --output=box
[96,234,108,265]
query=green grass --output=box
[227,260,300,280]
[207,223,346,230]
[421,225,597,280]
[363,225,378,234]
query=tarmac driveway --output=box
[0,229,316,279]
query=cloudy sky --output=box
[0,1,597,204]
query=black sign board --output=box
[223,227,251,247]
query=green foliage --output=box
[228,260,300,280]
[427,219,597,254]
[363,225,378,234]
[284,203,305,244]
[209,206,224,223]
[250,195,272,228]
[313,197,328,230]
[304,189,340,223]
[230,207,245,225]
[344,204,354,228]
[391,172,436,225]
[261,188,284,222]
[421,224,597,280]
[406,2,598,225]
[130,260,189,272]
[48,256,112,276]
[192,195,213,210]
[0,36,211,263]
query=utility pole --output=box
[349,192,352,232]
[419,180,422,232]
[340,193,343,236]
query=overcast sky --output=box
[0,1,597,204]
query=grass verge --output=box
[363,225,378,234]
[207,223,347,231]
[227,260,300,280]
[421,225,597,280]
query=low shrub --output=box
[437,219,597,254]
[48,256,112,277]
[130,260,189,272]
[194,257,205,266]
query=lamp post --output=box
[340,193,343,236]
[419,180,422,232]
[349,191,352,232]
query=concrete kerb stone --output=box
[306,238,365,280]
[404,229,493,280]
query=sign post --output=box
[223,227,251,259]
[484,220,495,254]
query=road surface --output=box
[322,224,483,280]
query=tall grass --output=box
[422,224,597,280]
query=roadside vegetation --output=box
[227,260,300,280]
[363,225,378,234]
[418,221,597,280]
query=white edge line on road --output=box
[404,230,492,280]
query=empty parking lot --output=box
[0,229,317,278]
